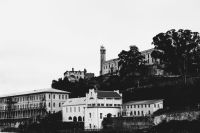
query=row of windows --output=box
[88,113,119,119]
[103,64,116,70]
[49,102,64,108]
[124,104,161,109]
[123,110,151,116]
[65,71,84,75]
[66,106,82,113]
[87,103,121,107]
[0,95,45,103]
[0,103,44,110]
[48,94,68,100]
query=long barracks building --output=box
[0,88,69,126]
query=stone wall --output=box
[154,111,200,125]
[108,117,153,131]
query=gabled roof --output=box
[0,88,70,98]
[96,90,121,98]
[62,97,86,106]
[123,99,163,105]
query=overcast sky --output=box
[0,0,200,95]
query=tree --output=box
[118,45,144,77]
[151,29,200,75]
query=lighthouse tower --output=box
[100,46,106,75]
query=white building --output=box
[122,99,163,117]
[62,97,86,122]
[0,88,69,126]
[100,46,163,76]
[64,68,94,82]
[62,89,122,130]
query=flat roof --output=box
[0,88,70,98]
[123,99,163,105]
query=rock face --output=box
[154,111,200,125]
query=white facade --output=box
[122,99,163,117]
[62,89,122,130]
[100,46,161,76]
[64,68,94,82]
[62,97,86,122]
[0,88,69,125]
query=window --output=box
[69,117,72,120]
[65,95,68,99]
[89,113,91,118]
[89,124,91,129]
[154,104,156,108]
[78,107,80,112]
[138,111,140,115]
[74,107,76,112]
[59,103,61,107]
[149,104,150,107]
[49,103,50,107]
[49,94,51,99]
[53,103,55,107]
[62,95,64,99]
[70,107,72,112]
[97,104,100,106]
[59,95,61,99]
[158,104,160,108]
[148,110,151,114]
[100,113,103,119]
[101,104,104,106]
[138,105,140,108]
[53,95,55,99]
[141,105,143,108]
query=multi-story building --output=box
[0,88,69,126]
[100,46,163,76]
[122,99,163,117]
[62,89,122,130]
[64,68,94,82]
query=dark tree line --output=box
[51,29,200,109]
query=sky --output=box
[0,0,200,95]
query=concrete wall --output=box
[154,111,200,125]
[106,117,153,131]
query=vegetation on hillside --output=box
[51,29,200,110]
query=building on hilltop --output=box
[122,99,163,117]
[100,46,163,76]
[0,88,69,126]
[64,68,94,82]
[100,46,120,75]
[62,89,122,130]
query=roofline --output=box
[123,99,164,105]
[0,88,70,98]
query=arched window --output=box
[107,113,112,118]
[78,116,82,122]
[73,116,77,122]
[69,116,72,120]
[130,111,133,116]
